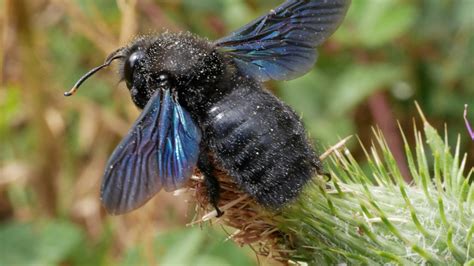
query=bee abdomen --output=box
[206,85,319,209]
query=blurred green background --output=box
[1,0,473,265]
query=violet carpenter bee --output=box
[66,0,351,215]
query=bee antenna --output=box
[64,49,125,97]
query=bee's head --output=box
[66,32,224,109]
[119,33,224,108]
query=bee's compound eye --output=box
[124,51,145,85]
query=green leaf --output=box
[0,221,83,266]
[155,227,255,266]
[329,64,403,115]
[340,0,417,47]
[194,255,231,266]
[159,228,206,265]
[121,247,145,266]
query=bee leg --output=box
[314,160,330,181]
[205,174,224,218]
[198,152,224,217]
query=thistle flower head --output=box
[190,107,473,265]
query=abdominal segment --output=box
[204,85,320,208]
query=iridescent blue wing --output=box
[101,89,201,215]
[215,0,350,81]
[157,89,202,191]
